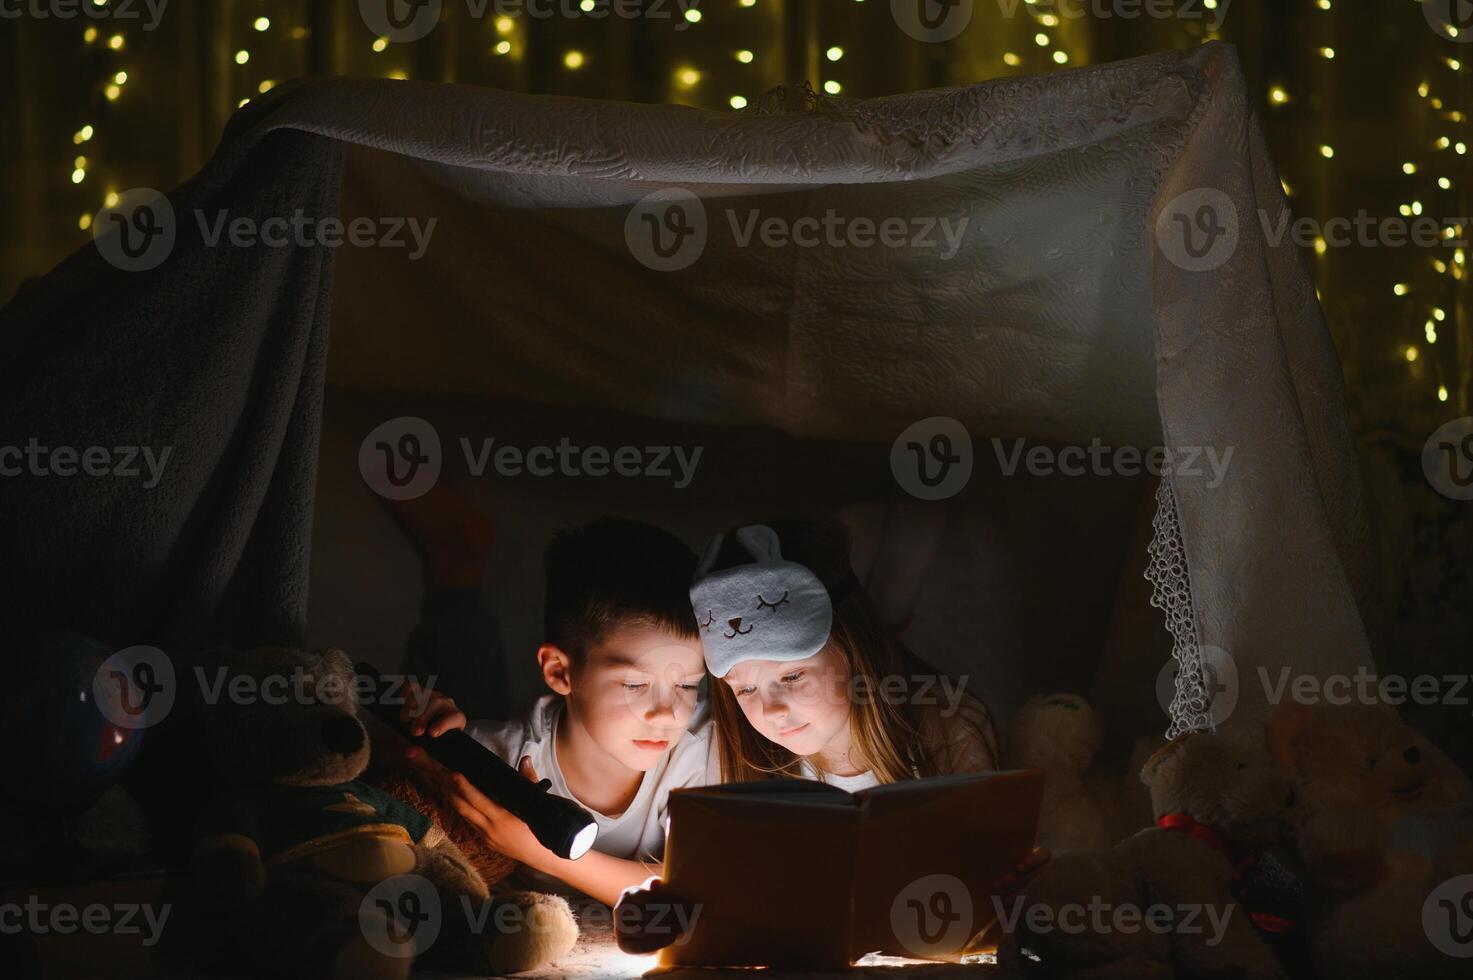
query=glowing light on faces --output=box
[723,645,852,759]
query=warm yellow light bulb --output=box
[564,50,585,69]
[1003,52,1021,67]
[495,16,514,33]
[826,46,844,61]
[824,80,842,94]
[1405,346,1419,362]
[1439,386,1450,402]
[104,84,121,101]
[736,49,753,63]
[730,95,748,109]
[1393,283,1409,296]
[107,33,123,50]
[684,8,701,22]
[677,68,701,87]
[1319,145,1334,159]
[78,213,92,230]
[71,168,85,184]
[1269,86,1289,105]
[1319,47,1335,60]
[254,16,270,31]
[372,37,388,52]
[259,79,275,93]
[1035,32,1050,46]
[235,49,250,64]
[494,40,511,55]
[1053,50,1068,64]
[1403,162,1418,175]
[104,190,119,208]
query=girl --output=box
[616,519,1044,955]
[698,518,1000,788]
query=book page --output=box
[658,789,861,969]
[848,769,1045,962]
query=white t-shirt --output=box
[466,696,712,896]
[799,760,880,793]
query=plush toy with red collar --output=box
[1268,701,1473,980]
[997,732,1298,980]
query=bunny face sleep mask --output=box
[689,525,834,678]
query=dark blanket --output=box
[1,120,340,654]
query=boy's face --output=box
[721,643,852,758]
[564,625,706,773]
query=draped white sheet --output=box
[216,42,1374,737]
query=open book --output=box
[656,769,1044,969]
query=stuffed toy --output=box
[1005,693,1159,855]
[1268,701,1473,980]
[997,732,1295,980]
[189,647,577,980]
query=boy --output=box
[403,517,710,905]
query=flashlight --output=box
[355,662,599,861]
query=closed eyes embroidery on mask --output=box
[699,610,715,631]
[755,591,790,611]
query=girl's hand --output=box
[420,755,557,871]
[614,877,695,955]
[401,682,467,738]
[994,846,1051,897]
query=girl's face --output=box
[721,643,852,759]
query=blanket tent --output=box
[1,42,1379,748]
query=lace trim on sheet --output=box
[1145,478,1213,738]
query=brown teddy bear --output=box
[188,647,577,980]
[1268,701,1473,980]
[1005,693,1159,855]
[996,732,1295,980]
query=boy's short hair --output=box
[544,518,699,660]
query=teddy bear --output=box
[188,646,577,980]
[1005,693,1159,855]
[1268,701,1473,980]
[996,731,1296,980]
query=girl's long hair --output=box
[707,519,959,784]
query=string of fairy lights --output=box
[70,2,129,232]
[55,0,1469,410]
[1404,4,1467,406]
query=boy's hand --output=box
[614,877,694,955]
[401,682,467,738]
[424,755,557,871]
